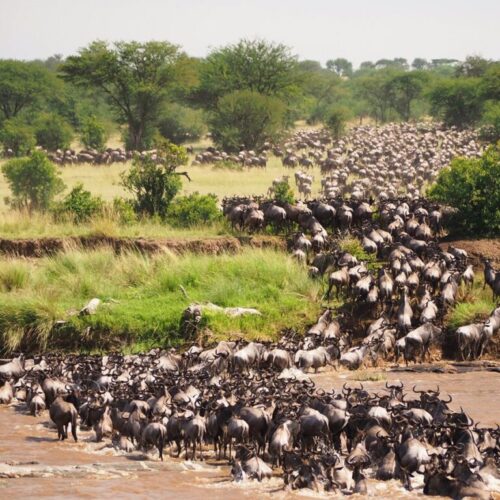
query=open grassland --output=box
[0,154,323,214]
[0,248,324,354]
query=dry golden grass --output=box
[0,154,323,214]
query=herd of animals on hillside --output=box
[1,122,499,497]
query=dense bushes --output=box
[0,118,36,156]
[1,151,65,211]
[167,192,220,227]
[428,144,500,236]
[35,113,73,151]
[209,90,286,151]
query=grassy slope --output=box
[0,248,324,353]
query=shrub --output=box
[1,151,65,211]
[273,180,295,204]
[112,197,138,225]
[209,90,286,152]
[168,192,220,227]
[121,137,188,218]
[80,115,108,151]
[0,118,36,156]
[324,106,350,139]
[35,113,73,151]
[157,104,206,144]
[52,183,104,222]
[428,144,500,236]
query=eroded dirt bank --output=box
[0,235,285,258]
[1,368,499,499]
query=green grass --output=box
[447,278,496,330]
[0,210,232,239]
[0,248,322,354]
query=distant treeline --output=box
[0,40,499,153]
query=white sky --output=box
[1,0,499,66]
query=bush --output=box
[80,115,108,151]
[158,104,206,144]
[35,113,73,151]
[111,197,137,225]
[52,183,104,222]
[428,144,500,236]
[324,106,350,140]
[209,90,286,152]
[167,192,220,227]
[1,151,65,211]
[273,180,295,204]
[121,138,188,218]
[0,118,36,156]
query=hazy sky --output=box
[1,0,499,66]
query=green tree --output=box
[209,90,286,151]
[0,60,55,120]
[197,39,297,108]
[324,105,350,139]
[455,56,491,78]
[168,192,220,227]
[326,58,353,77]
[428,145,500,236]
[0,118,36,156]
[428,78,483,127]
[121,138,188,218]
[80,115,108,151]
[1,151,65,211]
[35,113,73,151]
[479,102,500,142]
[389,71,428,121]
[412,58,429,70]
[355,71,397,123]
[61,40,183,150]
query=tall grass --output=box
[0,248,321,353]
[0,210,231,239]
[447,277,496,330]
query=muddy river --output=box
[1,368,499,499]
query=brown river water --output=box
[1,369,499,499]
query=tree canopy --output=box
[196,39,298,108]
[60,41,183,149]
[0,60,55,120]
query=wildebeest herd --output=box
[0,342,499,497]
[0,122,498,497]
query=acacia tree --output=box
[197,39,298,108]
[0,61,55,120]
[326,58,353,77]
[61,41,183,150]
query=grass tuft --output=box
[0,248,321,353]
